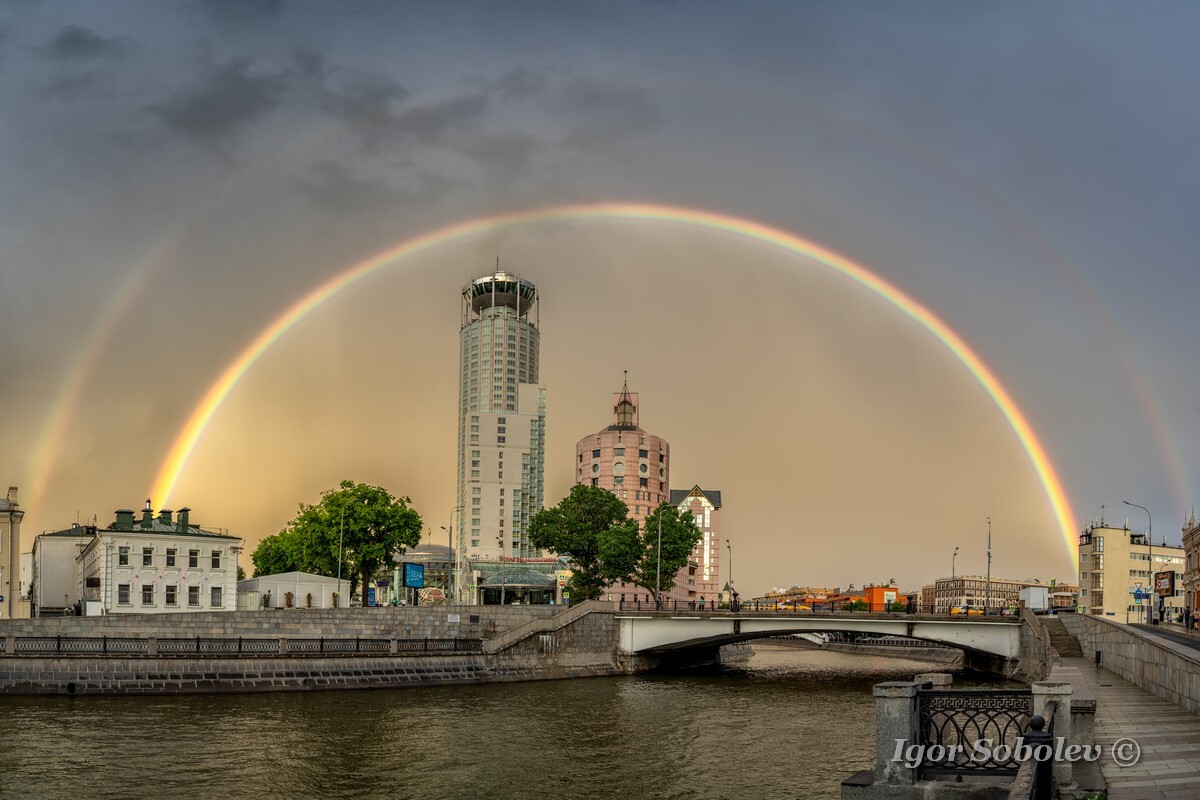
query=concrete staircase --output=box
[1042,615,1082,657]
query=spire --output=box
[614,371,636,427]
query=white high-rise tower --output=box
[455,272,546,600]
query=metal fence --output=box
[2,635,484,657]
[916,688,1033,779]
[13,636,149,655]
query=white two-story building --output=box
[77,503,243,615]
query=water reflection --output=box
[0,645,983,799]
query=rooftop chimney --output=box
[141,499,153,528]
[114,509,134,531]
[177,507,190,533]
[159,508,173,526]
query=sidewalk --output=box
[1052,656,1200,798]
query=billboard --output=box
[404,562,425,589]
[1154,570,1175,597]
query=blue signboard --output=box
[367,586,377,607]
[404,562,425,589]
[1134,589,1146,601]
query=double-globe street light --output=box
[1123,500,1155,625]
[440,505,462,605]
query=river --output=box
[0,645,989,799]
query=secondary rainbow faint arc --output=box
[150,201,1078,561]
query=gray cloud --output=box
[292,161,408,214]
[39,25,136,60]
[556,79,660,149]
[150,58,290,144]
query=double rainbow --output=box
[150,202,1078,561]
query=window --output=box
[211,551,221,569]
[189,549,199,568]
[472,498,481,506]
[142,547,153,566]
[472,487,481,495]
[614,447,624,456]
[592,464,599,474]
[591,478,599,487]
[211,586,223,607]
[188,586,200,607]
[497,437,505,444]
[166,548,176,567]
[118,546,129,566]
[142,585,154,605]
[592,449,601,458]
[498,417,507,424]
[639,449,648,459]
[118,584,130,605]
[640,478,648,488]
[166,585,177,606]
[614,476,624,484]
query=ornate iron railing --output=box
[0,635,481,657]
[916,689,1033,778]
[158,637,282,655]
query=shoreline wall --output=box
[0,601,641,696]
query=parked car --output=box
[951,606,983,616]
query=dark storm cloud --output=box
[292,161,408,213]
[39,25,136,60]
[200,0,286,21]
[150,58,290,144]
[313,72,411,151]
[556,79,660,148]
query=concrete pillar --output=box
[146,637,157,656]
[1032,680,1073,789]
[873,681,920,784]
[279,637,288,655]
[913,672,952,688]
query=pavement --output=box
[1052,656,1200,798]
[1128,623,1200,653]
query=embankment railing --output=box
[2,635,483,657]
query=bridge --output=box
[615,610,1045,679]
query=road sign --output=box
[1135,581,1143,590]
[1134,589,1146,601]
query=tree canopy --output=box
[251,480,422,601]
[527,484,637,601]
[599,503,703,605]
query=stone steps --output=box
[1042,615,1082,657]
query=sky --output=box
[2,0,1197,597]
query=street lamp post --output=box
[497,536,506,605]
[1124,500,1154,624]
[440,506,460,606]
[656,509,663,610]
[951,546,959,615]
[985,518,992,616]
[337,503,346,608]
[726,538,736,612]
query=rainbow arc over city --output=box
[150,202,1078,561]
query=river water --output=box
[0,646,979,799]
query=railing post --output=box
[872,681,920,785]
[279,637,288,655]
[238,636,243,654]
[1032,681,1073,790]
[57,635,61,653]
[103,634,107,654]
[195,635,201,653]
[1024,714,1054,800]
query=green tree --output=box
[528,484,636,601]
[251,532,302,577]
[599,503,703,607]
[267,480,423,600]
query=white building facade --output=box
[455,273,547,599]
[77,504,243,615]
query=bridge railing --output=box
[2,635,483,657]
[617,598,925,614]
[1005,704,1057,800]
[916,688,1034,780]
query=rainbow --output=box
[150,202,1078,561]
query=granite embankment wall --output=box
[764,636,965,667]
[0,601,638,695]
[1060,612,1200,713]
